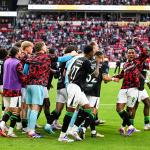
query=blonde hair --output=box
[21,41,33,51]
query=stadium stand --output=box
[0,0,18,11]
[29,0,99,5]
[1,0,150,62]
[1,13,150,61]
[17,0,29,6]
[29,0,150,5]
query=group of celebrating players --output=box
[0,40,149,142]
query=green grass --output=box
[0,69,150,150]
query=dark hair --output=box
[9,46,20,57]
[0,48,8,59]
[64,46,77,54]
[34,42,45,52]
[127,48,135,53]
[14,40,23,48]
[83,45,93,54]
[77,49,82,54]
[49,48,55,54]
[95,51,103,56]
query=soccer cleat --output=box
[7,133,18,138]
[44,124,55,134]
[78,127,85,140]
[22,128,28,134]
[119,127,125,136]
[126,128,135,136]
[68,131,82,141]
[35,123,42,128]
[91,132,104,138]
[95,119,106,126]
[28,132,43,138]
[99,119,106,124]
[144,124,150,130]
[134,128,141,132]
[52,120,62,130]
[58,135,74,143]
[0,128,7,137]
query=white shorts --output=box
[56,88,67,104]
[138,89,149,102]
[3,96,22,108]
[86,96,99,109]
[21,88,26,102]
[117,88,138,108]
[44,87,49,99]
[67,83,89,108]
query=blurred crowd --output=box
[1,14,150,61]
[30,0,150,5]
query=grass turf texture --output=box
[0,69,149,150]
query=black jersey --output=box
[139,63,147,91]
[0,59,4,85]
[69,56,94,91]
[57,62,66,90]
[47,61,58,90]
[84,59,109,97]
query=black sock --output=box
[118,110,131,127]
[95,113,98,120]
[49,110,61,124]
[74,109,85,127]
[56,112,61,120]
[45,111,51,125]
[17,115,21,122]
[10,114,18,128]
[90,115,96,131]
[2,106,5,111]
[90,120,96,131]
[43,98,51,124]
[61,112,73,133]
[37,110,42,119]
[2,99,5,111]
[2,111,12,122]
[22,119,28,128]
[83,109,95,129]
[144,116,150,124]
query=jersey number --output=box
[70,66,80,80]
[86,74,97,83]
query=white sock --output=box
[72,125,78,132]
[121,125,125,129]
[145,124,149,126]
[82,127,86,133]
[2,111,5,117]
[91,130,96,134]
[8,127,13,135]
[0,121,6,129]
[59,132,66,138]
[16,122,22,128]
[128,125,134,129]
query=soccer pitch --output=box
[0,70,150,150]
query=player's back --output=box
[69,56,93,90]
